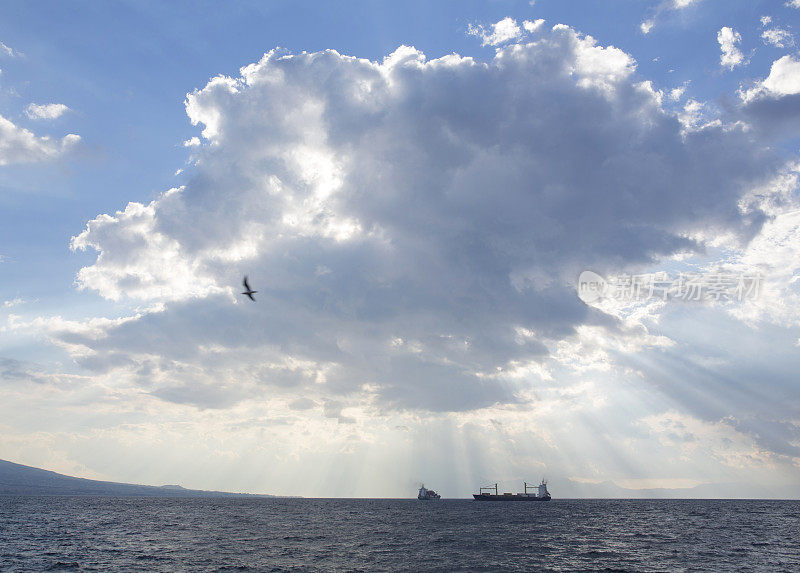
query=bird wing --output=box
[246,292,255,301]
[243,276,251,291]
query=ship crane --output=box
[479,483,499,496]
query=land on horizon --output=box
[0,459,274,498]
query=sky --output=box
[1,0,799,498]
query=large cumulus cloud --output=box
[68,24,784,412]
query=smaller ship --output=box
[417,484,441,500]
[473,480,551,501]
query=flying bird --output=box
[241,276,257,301]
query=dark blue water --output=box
[1,497,798,572]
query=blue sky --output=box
[1,0,800,497]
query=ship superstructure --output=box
[417,485,441,500]
[472,480,551,501]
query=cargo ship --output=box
[417,485,441,500]
[473,480,551,501]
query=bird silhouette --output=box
[241,276,257,301]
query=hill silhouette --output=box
[0,459,271,497]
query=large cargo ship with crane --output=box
[473,480,551,501]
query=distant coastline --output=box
[0,459,275,498]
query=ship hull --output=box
[472,494,550,501]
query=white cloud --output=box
[761,27,794,49]
[468,17,522,46]
[787,0,800,8]
[741,54,800,101]
[522,19,545,34]
[0,40,16,57]
[639,410,774,468]
[669,82,689,101]
[760,16,772,26]
[724,164,800,327]
[62,25,785,418]
[25,102,71,120]
[0,114,80,166]
[763,56,800,95]
[70,190,225,302]
[717,27,745,70]
[763,55,800,94]
[641,0,702,34]
[0,55,79,164]
[677,98,717,131]
[734,208,800,327]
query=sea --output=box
[1,497,798,572]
